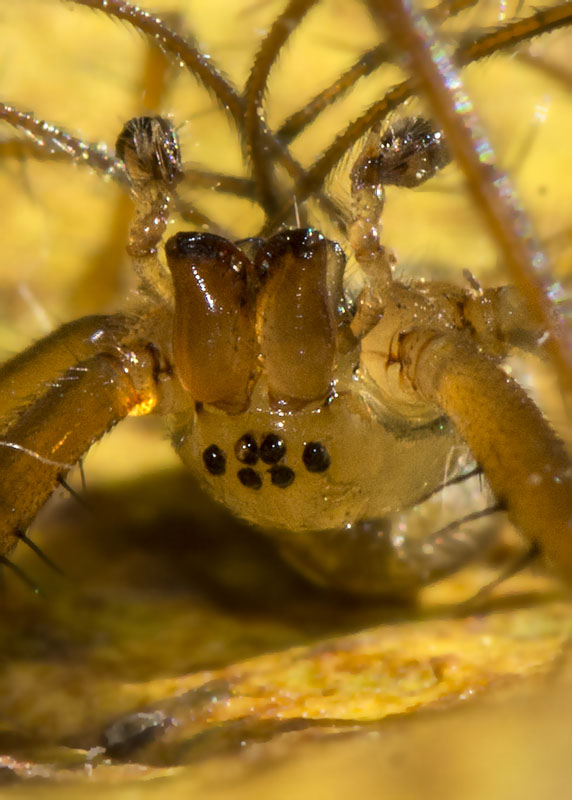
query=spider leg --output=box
[459,542,541,611]
[268,485,501,596]
[244,0,318,216]
[265,2,572,233]
[0,315,126,423]
[398,328,572,580]
[371,0,572,393]
[0,313,161,559]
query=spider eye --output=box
[260,434,286,464]
[202,444,226,476]
[235,433,259,465]
[269,465,295,488]
[302,441,331,473]
[237,468,263,490]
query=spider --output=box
[0,0,570,600]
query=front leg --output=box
[0,313,161,558]
[399,330,572,580]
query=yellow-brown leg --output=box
[399,330,572,580]
[0,314,159,558]
[0,315,128,423]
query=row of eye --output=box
[202,434,331,488]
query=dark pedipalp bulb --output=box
[116,116,183,186]
[166,232,258,414]
[351,117,451,191]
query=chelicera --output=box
[0,0,570,598]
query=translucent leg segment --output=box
[0,314,159,557]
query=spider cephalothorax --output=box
[0,0,570,599]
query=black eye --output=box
[302,441,330,473]
[234,433,259,465]
[260,434,286,464]
[203,444,226,476]
[237,468,262,490]
[269,465,295,488]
